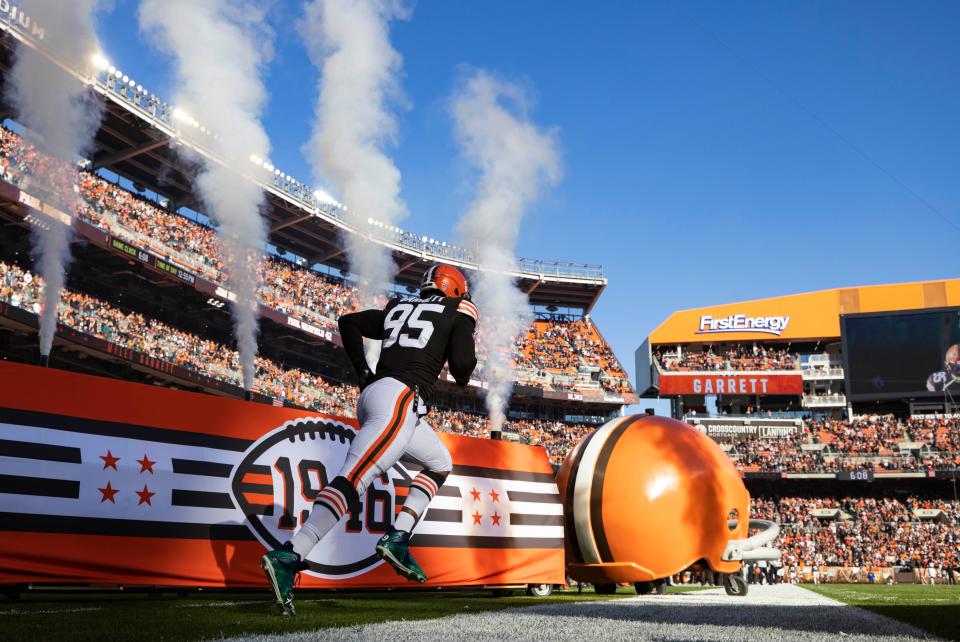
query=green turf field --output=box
[805,584,960,640]
[1,587,645,642]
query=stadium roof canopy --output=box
[647,278,960,345]
[0,21,606,312]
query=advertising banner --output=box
[648,279,960,344]
[658,373,803,395]
[0,363,564,588]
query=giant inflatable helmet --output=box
[558,414,779,584]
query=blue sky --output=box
[96,1,960,404]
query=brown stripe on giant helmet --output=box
[589,415,643,563]
[566,415,642,565]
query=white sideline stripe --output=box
[175,600,269,609]
[212,584,934,642]
[0,607,103,615]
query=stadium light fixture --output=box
[113,69,122,78]
[91,53,110,71]
[107,64,116,75]
[314,189,338,207]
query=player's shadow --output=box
[208,520,256,587]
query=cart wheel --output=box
[724,573,748,596]
[655,578,668,595]
[526,583,553,597]
[634,581,653,595]
[594,583,618,595]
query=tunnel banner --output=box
[0,362,564,588]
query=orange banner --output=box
[658,373,803,395]
[0,363,564,588]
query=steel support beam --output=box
[270,212,314,233]
[92,138,168,170]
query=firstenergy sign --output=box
[697,314,790,337]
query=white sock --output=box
[290,504,340,558]
[394,485,433,533]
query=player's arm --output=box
[447,302,478,387]
[338,309,385,387]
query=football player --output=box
[927,344,960,395]
[261,264,478,615]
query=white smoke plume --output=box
[301,0,409,306]
[451,70,562,433]
[140,0,273,391]
[7,0,105,359]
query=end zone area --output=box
[3,584,957,641]
[239,584,943,642]
[0,588,625,642]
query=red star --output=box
[100,450,120,471]
[472,510,482,525]
[470,487,482,502]
[135,484,155,506]
[489,489,500,503]
[98,481,119,504]
[491,512,502,526]
[136,454,155,474]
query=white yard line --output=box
[175,600,271,609]
[0,606,103,616]
[214,584,939,642]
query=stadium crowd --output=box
[717,413,960,473]
[0,260,358,414]
[0,260,600,462]
[430,409,596,463]
[5,252,960,471]
[656,345,797,371]
[4,256,959,468]
[0,125,633,395]
[515,320,631,394]
[750,496,960,574]
[2,126,957,470]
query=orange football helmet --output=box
[420,264,469,298]
[557,415,779,584]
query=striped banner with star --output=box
[0,362,564,588]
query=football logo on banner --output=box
[232,417,412,579]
